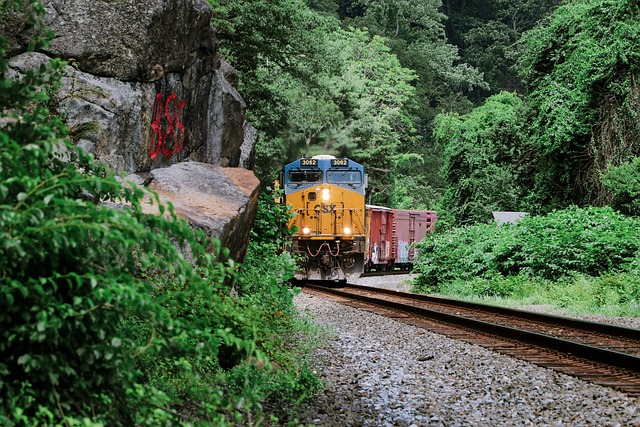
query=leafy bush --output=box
[517,0,640,209]
[0,6,319,426]
[601,156,640,216]
[223,191,323,423]
[0,28,242,427]
[413,221,518,291]
[515,206,640,279]
[414,206,640,294]
[435,92,525,225]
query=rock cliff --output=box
[3,0,259,262]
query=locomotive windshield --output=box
[327,170,362,184]
[288,169,322,183]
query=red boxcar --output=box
[365,205,395,272]
[393,209,437,270]
[365,206,436,272]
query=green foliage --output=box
[414,206,640,294]
[211,0,420,199]
[432,273,640,317]
[386,153,440,209]
[545,273,640,315]
[209,0,338,182]
[517,0,640,209]
[0,9,321,425]
[601,156,640,216]
[345,0,486,94]
[238,189,297,296]
[338,0,488,206]
[249,189,296,248]
[437,275,540,299]
[413,221,512,291]
[209,0,485,209]
[232,191,323,422]
[516,206,640,279]
[435,92,526,225]
[414,206,640,316]
[307,0,339,16]
[320,27,418,203]
[0,28,247,425]
[445,0,562,100]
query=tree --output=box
[337,0,488,207]
[435,92,525,225]
[342,0,486,132]
[275,27,418,203]
[307,0,340,16]
[209,1,419,202]
[602,157,640,216]
[443,0,562,100]
[518,0,640,211]
[209,0,338,182]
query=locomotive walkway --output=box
[303,283,640,397]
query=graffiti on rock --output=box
[150,93,187,159]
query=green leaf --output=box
[17,354,31,365]
[49,371,59,385]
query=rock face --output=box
[42,0,215,82]
[131,162,260,262]
[4,0,259,263]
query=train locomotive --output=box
[280,155,367,282]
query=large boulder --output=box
[4,0,260,262]
[42,0,215,82]
[128,162,260,262]
[32,0,253,173]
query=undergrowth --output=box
[413,206,640,317]
[0,4,322,425]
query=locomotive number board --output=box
[331,158,349,167]
[300,158,318,167]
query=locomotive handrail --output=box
[294,206,366,236]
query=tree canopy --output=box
[434,0,640,222]
[518,0,640,211]
[209,0,485,206]
[435,91,525,225]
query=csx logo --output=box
[315,203,336,213]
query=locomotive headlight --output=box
[343,226,351,235]
[302,227,311,235]
[322,188,331,201]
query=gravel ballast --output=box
[292,277,640,426]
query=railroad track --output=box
[359,270,411,278]
[303,283,640,397]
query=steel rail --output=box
[345,283,640,340]
[304,283,640,374]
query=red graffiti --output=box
[150,93,187,159]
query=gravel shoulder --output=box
[293,275,640,426]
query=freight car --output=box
[280,155,367,282]
[364,206,436,272]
